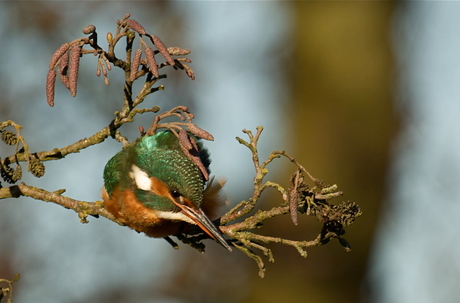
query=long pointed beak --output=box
[174,202,232,252]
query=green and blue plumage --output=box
[103,130,211,211]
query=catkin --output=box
[144,47,159,78]
[126,19,146,35]
[48,42,70,70]
[46,69,57,107]
[149,35,175,66]
[130,48,143,81]
[68,44,82,97]
[187,124,214,141]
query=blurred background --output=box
[1,2,459,302]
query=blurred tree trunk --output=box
[246,2,398,303]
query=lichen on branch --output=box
[1,14,362,281]
[0,273,20,303]
[218,127,361,277]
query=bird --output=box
[101,130,232,251]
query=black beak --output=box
[176,203,232,252]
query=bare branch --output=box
[0,273,20,303]
[2,14,362,282]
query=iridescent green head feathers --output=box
[103,130,211,212]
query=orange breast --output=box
[102,186,184,238]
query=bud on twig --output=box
[106,32,113,44]
[82,25,96,34]
[138,126,145,136]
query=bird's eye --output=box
[170,190,181,198]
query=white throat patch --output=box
[128,165,196,225]
[156,211,196,225]
[129,165,152,191]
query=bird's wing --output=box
[103,146,133,195]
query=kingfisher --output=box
[101,130,232,251]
